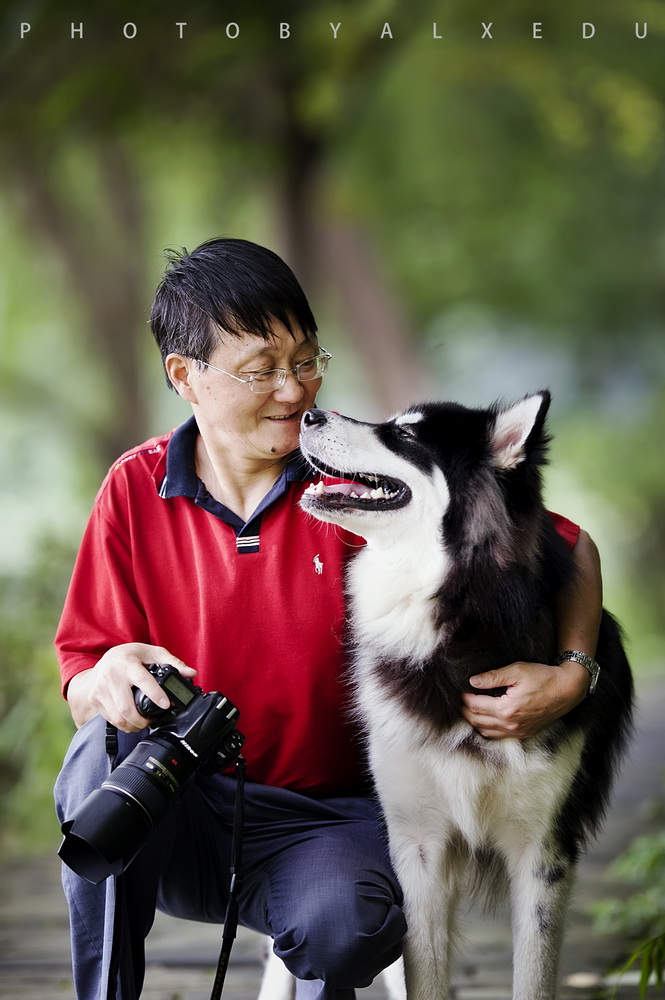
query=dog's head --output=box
[299,392,551,553]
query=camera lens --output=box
[59,734,198,884]
[59,686,244,885]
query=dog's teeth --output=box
[305,481,326,496]
[306,476,398,503]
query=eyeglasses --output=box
[186,349,332,394]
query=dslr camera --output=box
[59,664,245,885]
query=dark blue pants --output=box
[54,715,405,1000]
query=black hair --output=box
[149,237,318,388]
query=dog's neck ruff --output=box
[346,473,451,664]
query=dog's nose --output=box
[302,408,328,427]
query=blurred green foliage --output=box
[593,832,665,940]
[591,785,665,996]
[0,0,664,853]
[0,537,76,855]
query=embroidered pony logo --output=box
[313,554,324,575]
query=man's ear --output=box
[489,392,550,469]
[165,354,198,402]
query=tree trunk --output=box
[6,135,149,471]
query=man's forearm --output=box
[66,669,97,729]
[555,528,603,696]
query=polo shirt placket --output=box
[158,416,313,554]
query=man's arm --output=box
[56,459,196,733]
[460,529,602,739]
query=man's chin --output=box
[264,431,300,458]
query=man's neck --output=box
[194,434,289,523]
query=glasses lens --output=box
[296,354,329,381]
[247,353,330,393]
[249,370,284,394]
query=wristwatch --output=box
[556,650,600,695]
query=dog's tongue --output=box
[323,479,358,495]
[305,479,361,497]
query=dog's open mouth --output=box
[302,458,411,512]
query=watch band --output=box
[556,650,600,695]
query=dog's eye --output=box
[394,423,417,439]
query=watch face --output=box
[558,652,600,694]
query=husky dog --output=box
[297,392,633,1000]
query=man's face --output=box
[187,320,322,463]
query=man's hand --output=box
[66,643,197,732]
[461,659,590,739]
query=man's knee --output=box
[273,875,406,988]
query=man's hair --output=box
[150,237,318,388]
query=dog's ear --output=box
[489,392,550,469]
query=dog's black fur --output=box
[372,396,633,853]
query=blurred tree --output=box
[2,0,665,465]
[0,0,430,472]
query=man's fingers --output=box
[462,692,510,713]
[137,645,197,677]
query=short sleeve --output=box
[548,511,580,550]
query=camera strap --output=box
[105,722,119,760]
[210,755,247,1000]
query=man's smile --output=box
[266,411,301,421]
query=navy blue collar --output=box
[158,415,312,534]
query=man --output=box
[54,237,601,999]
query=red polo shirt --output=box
[56,418,368,794]
[55,417,580,795]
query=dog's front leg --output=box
[388,823,463,1000]
[506,844,575,1000]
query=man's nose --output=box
[273,369,306,401]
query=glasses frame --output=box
[184,349,332,394]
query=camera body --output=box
[133,663,245,775]
[134,662,200,721]
[59,664,245,884]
